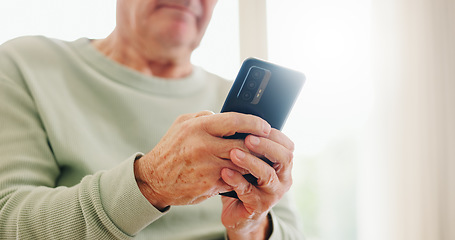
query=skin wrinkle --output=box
[140,112,245,207]
[157,0,203,18]
[256,169,275,187]
[94,0,217,78]
[132,99,288,238]
[0,0,295,237]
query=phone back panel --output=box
[219,58,305,198]
[221,58,305,130]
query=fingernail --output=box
[235,149,245,159]
[249,135,260,146]
[263,122,271,135]
[225,168,234,177]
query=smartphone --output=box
[220,58,306,198]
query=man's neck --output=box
[92,30,193,79]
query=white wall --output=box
[0,0,240,80]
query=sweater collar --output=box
[69,38,206,96]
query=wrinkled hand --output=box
[220,129,295,239]
[134,111,272,210]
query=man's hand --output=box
[220,129,295,239]
[134,111,272,210]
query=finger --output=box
[267,128,295,152]
[216,154,251,176]
[210,137,248,160]
[244,135,294,179]
[230,149,279,187]
[194,110,215,117]
[204,137,251,175]
[175,110,214,123]
[200,112,271,138]
[221,168,261,206]
[215,178,234,194]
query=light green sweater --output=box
[0,36,303,239]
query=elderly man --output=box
[0,0,302,239]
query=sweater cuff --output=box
[99,153,168,236]
[268,209,283,240]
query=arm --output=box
[0,74,161,239]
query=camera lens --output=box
[251,69,264,80]
[247,81,257,89]
[241,91,253,101]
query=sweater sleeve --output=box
[0,73,165,239]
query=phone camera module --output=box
[241,91,254,101]
[237,66,271,104]
[247,81,257,89]
[251,69,264,80]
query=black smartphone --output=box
[220,58,306,198]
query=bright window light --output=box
[0,0,116,43]
[0,1,373,239]
[266,0,372,239]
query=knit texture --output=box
[0,36,303,239]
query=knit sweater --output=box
[0,36,303,239]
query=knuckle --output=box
[281,171,293,190]
[288,140,295,152]
[190,138,210,158]
[258,169,277,186]
[287,150,294,164]
[230,112,256,127]
[186,116,209,134]
[229,113,242,127]
[179,120,194,134]
[257,118,267,131]
[230,116,245,136]
[199,117,210,133]
[199,110,215,116]
[252,117,266,134]
[197,141,211,155]
[194,110,215,119]
[282,180,292,194]
[176,113,192,123]
[241,183,255,195]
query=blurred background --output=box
[1,0,454,239]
